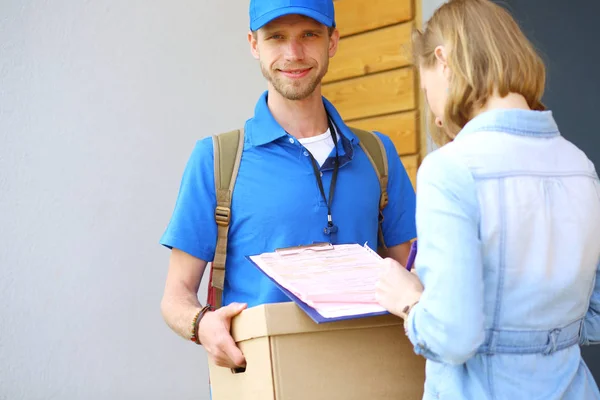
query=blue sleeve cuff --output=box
[382,228,417,248]
[159,234,214,262]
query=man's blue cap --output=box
[249,0,335,32]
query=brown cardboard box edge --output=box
[230,301,404,343]
[210,301,426,400]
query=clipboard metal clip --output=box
[274,242,334,256]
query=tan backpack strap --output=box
[211,128,244,309]
[349,127,389,249]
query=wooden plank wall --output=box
[324,0,419,188]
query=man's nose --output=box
[284,39,305,61]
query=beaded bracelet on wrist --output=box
[190,304,211,345]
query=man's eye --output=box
[304,32,316,37]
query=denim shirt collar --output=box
[457,109,560,141]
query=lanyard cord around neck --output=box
[305,117,339,237]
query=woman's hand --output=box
[376,258,424,318]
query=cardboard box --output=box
[208,302,425,400]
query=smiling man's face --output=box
[249,14,339,100]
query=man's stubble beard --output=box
[260,58,329,101]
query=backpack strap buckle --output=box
[379,176,389,210]
[215,206,231,226]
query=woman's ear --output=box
[434,45,448,66]
[434,45,451,80]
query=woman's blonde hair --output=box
[413,0,546,146]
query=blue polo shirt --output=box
[160,91,416,307]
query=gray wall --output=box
[422,0,446,26]
[0,1,264,399]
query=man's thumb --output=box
[222,302,247,317]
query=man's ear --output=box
[248,31,259,60]
[328,28,340,58]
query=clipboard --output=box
[246,255,389,323]
[274,242,334,256]
[245,242,391,324]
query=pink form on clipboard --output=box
[248,243,388,319]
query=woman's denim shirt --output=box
[406,109,600,399]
